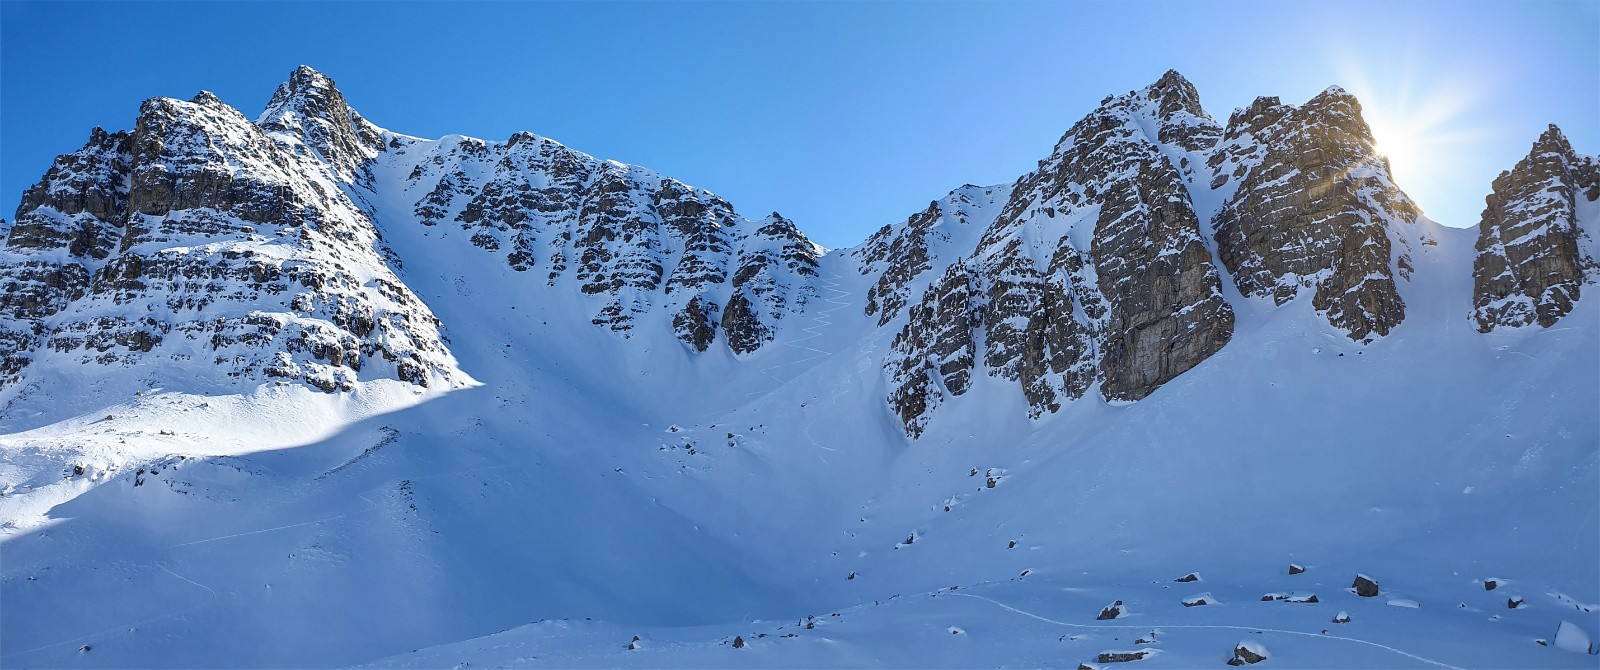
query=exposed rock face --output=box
[1,127,131,385]
[395,131,820,354]
[1097,650,1149,663]
[256,65,384,185]
[876,71,1234,436]
[3,65,824,405]
[1,74,465,394]
[854,185,1008,326]
[869,73,1452,437]
[1227,642,1269,665]
[1471,125,1599,331]
[885,264,977,437]
[1210,88,1422,342]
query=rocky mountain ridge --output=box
[0,66,825,412]
[1,85,464,399]
[1,66,1594,440]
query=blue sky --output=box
[3,1,1595,248]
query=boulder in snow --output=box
[1352,574,1380,597]
[1227,641,1270,665]
[1097,600,1127,620]
[1096,650,1149,663]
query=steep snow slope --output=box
[1,68,1596,669]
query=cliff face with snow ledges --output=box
[1471,125,1600,331]
[2,66,1593,439]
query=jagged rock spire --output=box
[1472,124,1600,331]
[257,65,384,182]
[1209,83,1421,343]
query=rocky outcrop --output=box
[854,185,1008,326]
[256,65,384,185]
[884,264,977,437]
[876,71,1234,436]
[1,127,131,385]
[1210,88,1421,342]
[395,131,820,354]
[2,73,463,394]
[1471,125,1599,331]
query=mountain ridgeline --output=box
[2,67,1595,438]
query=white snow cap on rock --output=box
[1554,621,1595,654]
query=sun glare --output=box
[1330,53,1491,225]
[1368,125,1416,182]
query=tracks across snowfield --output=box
[0,461,524,663]
[949,592,1468,670]
[745,277,854,400]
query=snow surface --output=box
[1,76,1597,669]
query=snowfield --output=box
[1,70,1596,669]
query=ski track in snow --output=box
[949,592,1468,670]
[2,462,524,663]
[745,278,852,400]
[0,565,219,660]
[740,277,855,465]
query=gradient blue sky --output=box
[3,1,1595,248]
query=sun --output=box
[1328,56,1491,224]
[1368,125,1415,179]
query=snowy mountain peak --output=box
[257,65,384,183]
[1,67,1596,670]
[1,81,467,418]
[1211,83,1421,342]
[383,119,821,355]
[1145,69,1209,125]
[1471,123,1599,330]
[880,73,1233,436]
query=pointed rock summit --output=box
[1210,84,1422,342]
[257,65,384,182]
[879,71,1234,436]
[1472,124,1600,331]
[2,72,464,395]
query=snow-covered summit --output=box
[1471,124,1600,331]
[256,65,386,185]
[1,79,467,428]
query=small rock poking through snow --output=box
[1227,640,1270,665]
